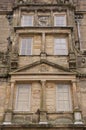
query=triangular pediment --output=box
[10,60,72,75]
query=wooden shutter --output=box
[54,38,68,55]
[15,84,31,111]
[54,15,66,26]
[21,15,33,26]
[56,84,72,112]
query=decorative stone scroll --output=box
[38,16,50,26]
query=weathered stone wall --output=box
[0,80,9,122]
[0,0,86,127]
[46,82,56,112]
[80,14,86,50]
[78,0,86,11]
[77,80,86,123]
[0,15,9,53]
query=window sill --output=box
[18,55,69,57]
[19,55,40,57]
[13,111,34,115]
[47,111,73,114]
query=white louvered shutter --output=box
[21,15,33,26]
[54,15,66,26]
[54,38,68,55]
[15,84,31,111]
[56,84,72,112]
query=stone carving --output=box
[6,13,13,26]
[40,64,48,72]
[38,16,50,26]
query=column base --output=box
[74,109,83,125]
[39,110,47,123]
[3,122,12,125]
[39,121,48,124]
[74,121,83,125]
[3,110,12,124]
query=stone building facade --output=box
[0,0,86,130]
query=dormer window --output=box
[21,15,33,26]
[54,15,66,27]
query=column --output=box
[72,81,78,109]
[41,33,46,53]
[51,10,53,26]
[40,80,46,111]
[69,33,76,69]
[9,82,15,110]
[3,82,15,124]
[69,33,73,52]
[35,10,37,26]
[72,81,83,124]
[40,33,47,60]
[39,80,47,124]
[77,20,81,49]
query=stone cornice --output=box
[14,26,73,34]
[13,3,75,11]
[0,123,85,129]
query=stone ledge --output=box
[0,123,85,128]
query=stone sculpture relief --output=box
[38,16,50,26]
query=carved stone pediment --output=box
[10,60,72,75]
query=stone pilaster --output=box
[72,81,83,124]
[3,82,15,124]
[39,80,47,124]
[40,33,47,60]
[72,81,78,109]
[41,33,46,53]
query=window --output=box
[54,38,68,55]
[21,15,33,26]
[56,84,72,112]
[20,38,32,55]
[54,15,66,26]
[15,84,31,111]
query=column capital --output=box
[40,80,46,86]
[10,80,15,84]
[72,80,77,83]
